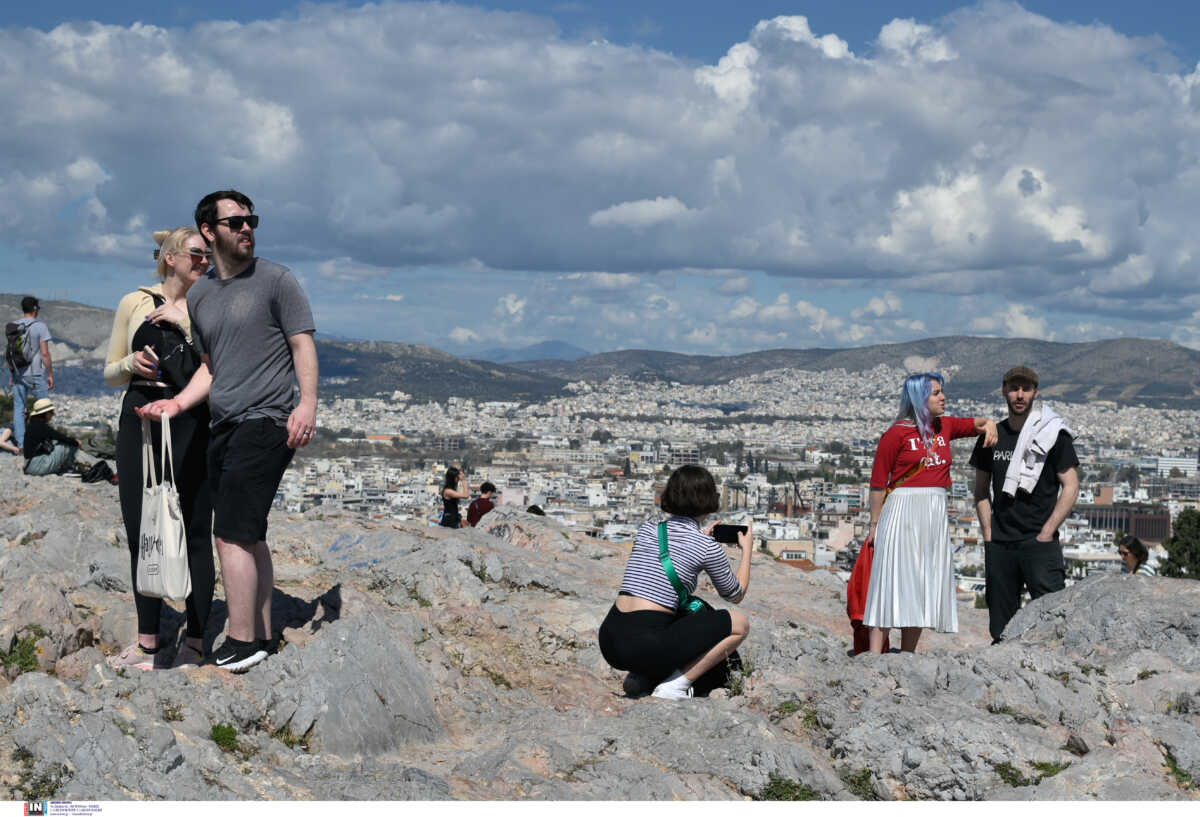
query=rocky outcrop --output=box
[0,457,1196,801]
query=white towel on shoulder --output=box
[1002,404,1074,497]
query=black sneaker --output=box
[211,637,268,673]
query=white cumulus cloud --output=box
[589,196,697,229]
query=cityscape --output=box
[53,360,1200,591]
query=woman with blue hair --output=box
[863,373,997,653]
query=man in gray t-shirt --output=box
[141,190,319,673]
[7,295,55,449]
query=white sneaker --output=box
[651,682,694,700]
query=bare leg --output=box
[868,626,888,654]
[253,540,273,642]
[216,536,260,642]
[900,627,922,652]
[0,429,19,455]
[682,609,749,681]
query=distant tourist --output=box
[526,504,545,516]
[862,373,997,653]
[467,481,497,527]
[440,465,469,527]
[6,295,55,450]
[970,366,1079,643]
[102,227,215,670]
[22,399,82,475]
[0,426,18,455]
[140,190,319,673]
[598,465,753,700]
[1120,537,1157,576]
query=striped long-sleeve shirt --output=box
[618,516,742,611]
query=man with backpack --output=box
[6,296,54,450]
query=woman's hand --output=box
[738,521,753,551]
[146,303,186,326]
[129,349,158,379]
[981,419,998,447]
[703,520,720,538]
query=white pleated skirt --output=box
[862,487,957,633]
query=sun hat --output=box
[29,398,56,417]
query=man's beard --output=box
[214,228,254,265]
[1006,397,1034,417]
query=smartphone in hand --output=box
[712,524,748,544]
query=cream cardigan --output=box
[103,284,194,388]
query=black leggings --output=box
[598,603,732,683]
[117,385,215,640]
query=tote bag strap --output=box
[140,417,158,491]
[657,521,705,614]
[159,415,176,488]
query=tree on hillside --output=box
[1112,530,1130,552]
[1160,508,1200,579]
[1117,465,1141,489]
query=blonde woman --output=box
[103,228,214,670]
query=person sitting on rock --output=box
[598,464,753,700]
[1120,537,1157,576]
[467,482,497,527]
[22,398,83,475]
[0,425,19,455]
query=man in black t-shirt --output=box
[969,366,1079,643]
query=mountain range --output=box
[6,294,1199,408]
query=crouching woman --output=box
[598,465,753,700]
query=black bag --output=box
[80,460,115,484]
[130,295,201,389]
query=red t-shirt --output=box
[869,416,978,489]
[467,496,495,527]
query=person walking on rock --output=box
[7,295,54,450]
[140,190,319,673]
[863,373,997,653]
[970,366,1079,644]
[104,227,215,670]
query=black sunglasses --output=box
[214,215,259,230]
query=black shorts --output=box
[598,603,732,682]
[208,417,295,544]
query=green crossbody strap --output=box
[658,521,705,614]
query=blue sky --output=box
[3,1,1200,355]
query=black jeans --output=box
[984,538,1065,642]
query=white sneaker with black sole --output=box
[211,637,268,672]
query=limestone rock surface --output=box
[1,456,1197,801]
